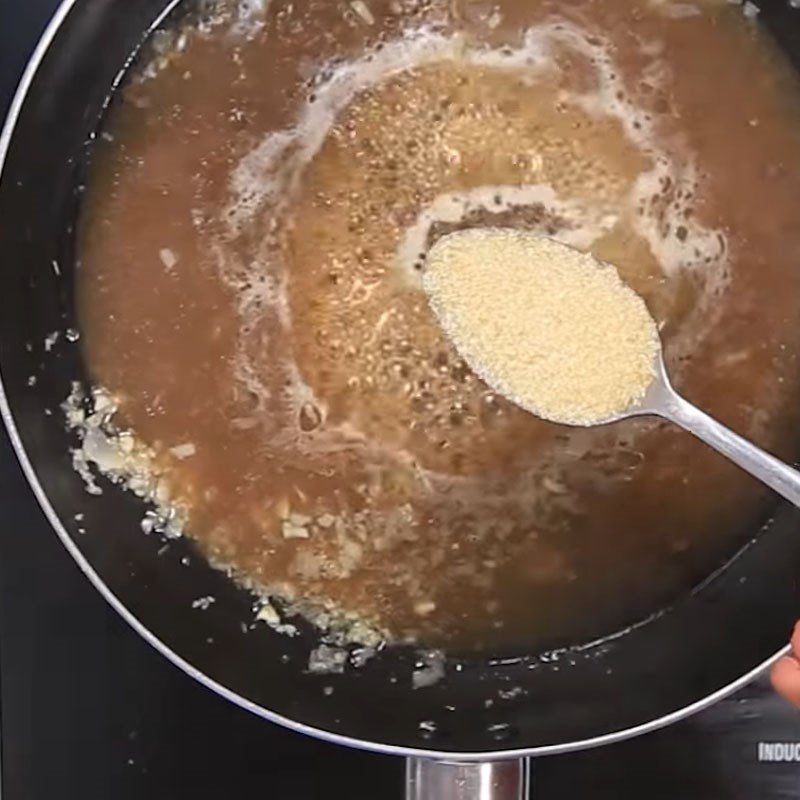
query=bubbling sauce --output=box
[77,0,800,651]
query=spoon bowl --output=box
[593,345,677,424]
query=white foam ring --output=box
[226,29,474,232]
[396,184,619,282]
[225,21,727,274]
[219,19,730,440]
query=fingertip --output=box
[771,655,800,708]
[790,620,800,655]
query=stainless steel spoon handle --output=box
[658,390,800,508]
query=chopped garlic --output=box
[169,442,196,459]
[308,644,348,674]
[414,600,436,616]
[412,650,445,689]
[282,520,310,539]
[159,247,178,270]
[350,0,375,24]
[256,601,281,625]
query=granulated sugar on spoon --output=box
[423,228,800,506]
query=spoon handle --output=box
[660,392,800,508]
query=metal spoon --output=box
[425,229,800,507]
[607,344,800,506]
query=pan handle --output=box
[405,758,530,800]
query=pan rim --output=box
[0,0,788,761]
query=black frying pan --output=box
[2,1,800,796]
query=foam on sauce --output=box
[75,0,800,653]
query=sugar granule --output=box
[423,228,659,425]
